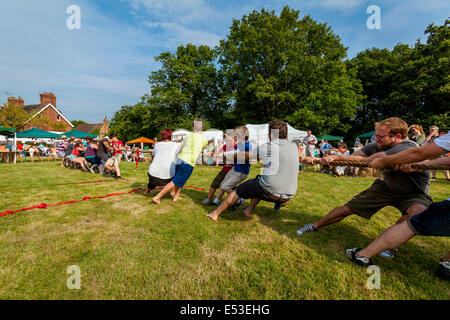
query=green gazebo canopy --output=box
[316,134,343,141]
[0,126,16,137]
[357,131,375,139]
[16,128,61,138]
[61,130,97,138]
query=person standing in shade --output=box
[302,130,317,169]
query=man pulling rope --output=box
[296,117,433,260]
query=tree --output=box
[0,103,29,129]
[350,19,450,134]
[148,44,228,129]
[71,120,87,127]
[218,6,363,133]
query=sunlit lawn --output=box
[0,161,448,299]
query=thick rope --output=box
[303,159,450,171]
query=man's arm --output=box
[322,149,370,164]
[223,150,260,163]
[370,143,445,169]
[397,156,450,173]
[104,141,112,151]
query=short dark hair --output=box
[110,133,117,139]
[269,120,288,139]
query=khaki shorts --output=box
[211,170,228,189]
[106,154,121,167]
[220,167,248,191]
[345,179,433,219]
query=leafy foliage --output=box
[0,103,30,129]
[349,19,450,135]
[71,120,87,128]
[110,9,448,140]
[218,7,363,133]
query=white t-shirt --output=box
[256,139,299,197]
[434,132,450,201]
[435,131,450,152]
[303,135,317,148]
[148,142,180,179]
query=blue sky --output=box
[1,0,448,123]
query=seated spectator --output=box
[331,143,350,177]
[203,140,215,165]
[84,137,100,171]
[69,141,93,173]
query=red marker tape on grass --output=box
[0,186,204,217]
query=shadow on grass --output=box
[130,181,207,203]
[129,179,443,280]
[217,203,440,270]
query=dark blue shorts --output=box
[172,160,194,188]
[408,200,450,236]
[85,156,99,165]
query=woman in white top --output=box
[332,142,350,176]
[145,129,181,194]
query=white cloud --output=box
[0,0,158,122]
[129,0,223,23]
[316,0,365,11]
[146,22,221,47]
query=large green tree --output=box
[148,44,228,128]
[350,19,450,134]
[218,6,363,133]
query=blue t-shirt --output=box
[234,141,252,174]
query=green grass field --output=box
[0,161,448,299]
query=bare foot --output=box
[144,189,150,194]
[206,213,218,221]
[152,197,160,205]
[172,193,181,202]
[170,190,176,197]
[243,207,252,217]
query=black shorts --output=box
[236,177,290,203]
[148,173,172,190]
[408,200,450,236]
[211,170,228,189]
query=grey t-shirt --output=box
[256,139,300,197]
[361,141,430,194]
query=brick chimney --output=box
[7,96,24,107]
[40,92,56,107]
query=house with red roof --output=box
[7,92,74,132]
